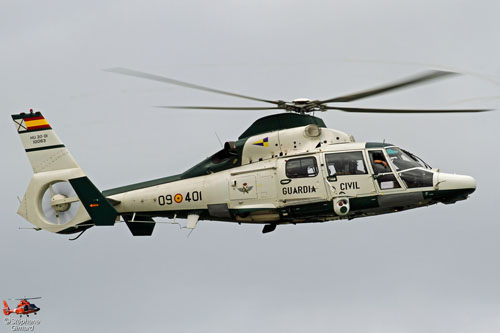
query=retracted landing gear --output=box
[262,224,276,234]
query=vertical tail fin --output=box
[12,110,79,173]
[3,300,10,315]
[12,110,117,234]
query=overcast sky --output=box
[1,1,499,332]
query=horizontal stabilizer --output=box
[123,214,156,236]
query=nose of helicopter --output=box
[434,172,476,203]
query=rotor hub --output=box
[292,98,312,104]
[51,194,70,212]
[282,98,323,113]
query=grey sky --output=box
[1,0,499,332]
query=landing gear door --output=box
[324,151,376,198]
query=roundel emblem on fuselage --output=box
[174,193,183,203]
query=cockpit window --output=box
[403,149,431,169]
[385,147,425,171]
[369,151,391,175]
[286,157,318,178]
[369,150,401,189]
[325,152,367,176]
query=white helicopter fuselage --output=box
[13,112,476,235]
[106,124,476,229]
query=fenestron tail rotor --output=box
[106,67,492,114]
[41,181,80,225]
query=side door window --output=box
[286,157,318,178]
[280,156,327,200]
[368,150,402,190]
[325,151,376,196]
[325,151,367,179]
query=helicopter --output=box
[3,298,41,317]
[11,68,489,236]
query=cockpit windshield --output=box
[403,149,431,169]
[385,147,431,171]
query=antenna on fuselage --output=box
[214,132,223,148]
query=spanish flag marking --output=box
[253,137,269,147]
[24,116,51,130]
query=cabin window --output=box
[325,151,367,176]
[286,157,318,178]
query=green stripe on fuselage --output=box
[102,174,183,196]
[423,188,475,204]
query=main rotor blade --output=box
[325,106,491,113]
[156,106,282,110]
[15,297,41,300]
[105,67,279,105]
[320,70,458,104]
